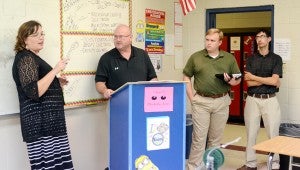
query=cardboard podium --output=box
[109,81,186,170]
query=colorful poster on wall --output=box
[145,9,165,54]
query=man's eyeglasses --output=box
[255,34,268,40]
[113,35,131,40]
[29,32,45,38]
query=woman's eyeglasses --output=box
[29,32,45,38]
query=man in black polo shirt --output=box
[95,24,157,98]
[238,29,282,170]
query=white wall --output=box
[132,0,183,81]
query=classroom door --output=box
[242,35,256,112]
[220,34,256,121]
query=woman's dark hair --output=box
[14,20,41,53]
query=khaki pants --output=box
[244,96,281,168]
[186,94,231,170]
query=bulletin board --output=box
[60,0,132,106]
[0,0,131,115]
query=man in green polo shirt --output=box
[183,28,241,170]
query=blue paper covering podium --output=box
[109,81,186,170]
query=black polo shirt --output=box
[95,46,157,90]
[246,52,283,94]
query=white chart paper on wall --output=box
[0,0,131,115]
[0,0,61,115]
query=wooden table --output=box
[253,136,300,170]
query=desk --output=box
[253,136,300,170]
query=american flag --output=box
[179,0,196,15]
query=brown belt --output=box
[197,92,228,99]
[248,93,276,99]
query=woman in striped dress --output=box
[12,20,74,170]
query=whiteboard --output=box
[0,0,131,115]
[62,35,115,71]
[0,0,61,115]
[62,0,130,33]
[60,0,130,105]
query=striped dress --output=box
[12,50,74,169]
[27,135,73,170]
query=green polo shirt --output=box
[183,49,240,95]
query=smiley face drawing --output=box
[144,87,174,112]
[135,155,159,170]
